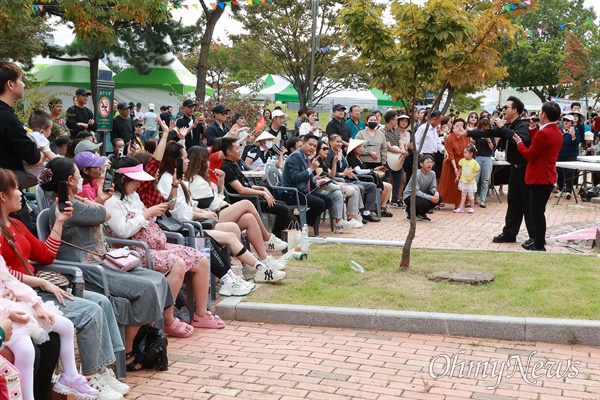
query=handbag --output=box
[156,212,184,232]
[199,218,217,230]
[61,240,139,272]
[132,325,168,371]
[3,231,70,291]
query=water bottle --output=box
[349,260,365,273]
[72,270,85,298]
[301,224,309,253]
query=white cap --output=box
[272,109,285,118]
[148,103,155,110]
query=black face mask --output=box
[367,122,378,129]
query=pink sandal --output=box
[192,312,225,329]
[164,318,194,338]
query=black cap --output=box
[117,101,129,110]
[212,104,230,114]
[135,102,142,107]
[128,102,135,108]
[75,88,92,96]
[133,120,143,127]
[182,99,195,107]
[332,104,346,111]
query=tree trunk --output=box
[441,85,454,114]
[400,83,449,269]
[532,88,547,103]
[196,9,224,101]
[89,58,99,116]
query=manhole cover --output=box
[428,270,494,285]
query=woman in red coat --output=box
[438,119,470,209]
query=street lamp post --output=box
[309,0,319,108]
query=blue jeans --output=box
[39,290,123,374]
[475,156,492,204]
[384,164,404,203]
[141,130,157,143]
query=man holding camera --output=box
[458,96,536,249]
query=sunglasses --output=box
[321,147,329,150]
[562,119,572,122]
[502,105,512,110]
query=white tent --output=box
[477,88,543,112]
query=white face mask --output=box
[264,141,274,149]
[77,177,83,193]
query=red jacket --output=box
[517,123,563,185]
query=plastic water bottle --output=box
[349,260,365,273]
[301,224,309,252]
[72,270,85,298]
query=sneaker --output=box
[346,218,363,228]
[264,234,288,252]
[453,208,464,213]
[53,373,100,400]
[231,271,256,291]
[219,274,253,296]
[242,264,257,280]
[100,368,129,396]
[86,373,123,400]
[467,208,475,214]
[388,201,400,208]
[335,222,346,233]
[261,255,286,271]
[254,263,286,283]
[416,214,431,222]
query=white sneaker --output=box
[242,264,257,280]
[229,270,256,291]
[261,255,286,271]
[264,234,288,251]
[346,218,363,228]
[85,373,123,400]
[254,263,286,283]
[335,223,346,233]
[100,368,129,396]
[219,274,253,296]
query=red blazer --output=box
[517,123,563,185]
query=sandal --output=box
[164,318,195,338]
[126,351,143,372]
[205,310,223,322]
[191,312,225,329]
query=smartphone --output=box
[103,169,114,192]
[166,197,176,206]
[176,158,184,180]
[58,181,69,212]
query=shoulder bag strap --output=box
[60,240,103,258]
[2,231,35,276]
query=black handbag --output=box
[156,212,184,232]
[133,325,168,371]
[200,218,217,230]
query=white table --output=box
[491,159,510,203]
[577,156,600,163]
[554,161,600,204]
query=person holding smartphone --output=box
[298,109,322,137]
[73,151,109,202]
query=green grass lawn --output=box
[245,245,600,320]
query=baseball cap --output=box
[148,103,155,110]
[271,109,285,118]
[332,104,346,111]
[74,152,108,170]
[117,164,154,181]
[117,101,129,110]
[562,114,574,121]
[182,99,195,107]
[133,120,143,127]
[136,102,142,107]
[74,140,102,155]
[128,102,135,108]
[212,104,230,114]
[75,88,92,96]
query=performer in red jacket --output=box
[513,101,563,251]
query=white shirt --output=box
[156,172,197,221]
[104,192,151,238]
[144,112,157,131]
[414,123,445,154]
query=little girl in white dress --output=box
[0,255,99,400]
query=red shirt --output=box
[517,123,563,185]
[593,115,600,131]
[0,219,60,280]
[138,157,167,208]
[209,151,223,185]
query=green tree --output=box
[500,0,598,102]
[341,0,528,268]
[232,0,369,107]
[0,4,50,70]
[559,31,600,107]
[450,93,484,114]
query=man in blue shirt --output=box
[345,105,365,139]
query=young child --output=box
[23,110,57,178]
[55,135,72,158]
[454,145,480,214]
[402,154,442,222]
[0,256,99,400]
[0,318,22,400]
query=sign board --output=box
[550,96,586,114]
[96,85,114,131]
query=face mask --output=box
[76,177,83,193]
[264,141,274,149]
[368,122,378,129]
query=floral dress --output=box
[103,193,205,275]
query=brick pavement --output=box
[324,192,600,254]
[124,321,599,400]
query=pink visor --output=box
[118,164,154,181]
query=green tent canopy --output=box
[35,59,113,87]
[370,88,407,107]
[275,84,302,103]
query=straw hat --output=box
[346,138,366,155]
[386,147,404,171]
[254,131,278,143]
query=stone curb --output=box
[216,298,600,346]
